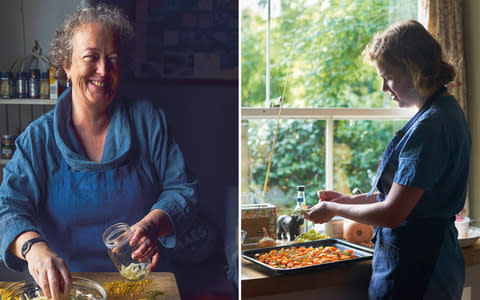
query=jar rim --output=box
[102,222,132,249]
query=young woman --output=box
[306,20,471,299]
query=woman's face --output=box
[375,61,421,108]
[64,23,120,109]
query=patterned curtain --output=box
[419,0,469,217]
[418,0,467,114]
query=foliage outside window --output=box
[241,0,417,215]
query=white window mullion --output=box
[325,117,334,190]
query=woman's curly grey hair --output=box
[50,4,134,83]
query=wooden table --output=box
[241,239,480,299]
[0,272,180,300]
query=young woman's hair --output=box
[363,20,455,95]
[50,4,134,83]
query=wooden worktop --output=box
[241,239,480,298]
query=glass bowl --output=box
[1,276,107,300]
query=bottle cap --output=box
[29,69,40,78]
[297,185,305,191]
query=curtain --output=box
[419,0,469,217]
[418,0,467,113]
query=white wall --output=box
[464,0,480,220]
[0,0,84,71]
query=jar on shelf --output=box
[17,72,29,98]
[102,222,151,281]
[0,72,12,99]
[1,134,16,159]
[28,69,40,98]
[40,71,49,99]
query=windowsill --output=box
[241,107,417,120]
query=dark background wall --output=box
[107,0,239,296]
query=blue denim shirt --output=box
[0,88,199,272]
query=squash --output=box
[343,219,373,244]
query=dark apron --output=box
[38,150,172,271]
[367,87,456,299]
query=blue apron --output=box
[367,87,465,299]
[36,98,173,272]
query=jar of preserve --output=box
[0,72,11,98]
[17,72,29,98]
[1,134,16,159]
[28,69,40,98]
[102,222,151,281]
[40,71,50,99]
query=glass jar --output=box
[1,134,16,159]
[102,222,151,281]
[40,71,50,99]
[17,72,29,98]
[28,69,40,98]
[0,72,11,98]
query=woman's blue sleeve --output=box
[145,107,199,249]
[0,131,44,271]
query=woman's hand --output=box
[25,243,72,300]
[130,209,173,271]
[304,201,335,224]
[317,190,351,203]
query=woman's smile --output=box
[64,22,121,110]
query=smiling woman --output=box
[0,4,203,300]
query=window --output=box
[241,0,418,215]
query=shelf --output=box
[0,159,10,165]
[0,99,57,105]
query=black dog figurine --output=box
[277,214,304,241]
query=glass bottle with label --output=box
[17,72,29,98]
[295,185,309,233]
[28,69,40,98]
[0,72,10,99]
[40,71,50,99]
[1,134,16,159]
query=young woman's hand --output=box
[317,190,353,203]
[304,201,335,224]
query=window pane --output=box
[241,0,417,108]
[333,119,404,193]
[241,119,326,215]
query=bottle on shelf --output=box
[17,72,29,98]
[40,71,50,99]
[28,69,40,99]
[49,66,58,100]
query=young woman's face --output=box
[64,23,120,109]
[375,61,421,108]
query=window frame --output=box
[241,107,415,191]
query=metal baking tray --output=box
[242,238,374,274]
